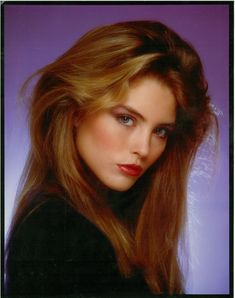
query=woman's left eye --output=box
[154,127,169,139]
[117,115,135,126]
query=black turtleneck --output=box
[5,192,155,297]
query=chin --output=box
[109,186,132,192]
[104,180,136,192]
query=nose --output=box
[131,130,151,159]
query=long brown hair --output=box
[6,21,217,294]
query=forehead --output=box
[124,77,176,123]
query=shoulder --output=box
[5,193,117,295]
[5,193,153,296]
[7,193,112,260]
[12,192,95,232]
[7,195,67,259]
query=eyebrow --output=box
[114,104,176,128]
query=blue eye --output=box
[117,115,134,126]
[155,127,169,139]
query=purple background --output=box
[4,4,230,294]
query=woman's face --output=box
[75,77,176,192]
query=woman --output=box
[5,20,217,296]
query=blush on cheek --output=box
[90,118,122,152]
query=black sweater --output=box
[5,194,156,297]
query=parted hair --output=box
[7,20,217,294]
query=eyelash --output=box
[116,114,135,126]
[154,127,170,139]
[116,114,172,139]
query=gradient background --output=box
[4,4,230,294]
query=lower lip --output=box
[117,165,142,177]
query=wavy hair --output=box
[6,21,217,294]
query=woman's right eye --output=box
[117,115,135,126]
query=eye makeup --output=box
[110,105,176,135]
[116,114,135,126]
[154,125,175,139]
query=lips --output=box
[117,164,143,177]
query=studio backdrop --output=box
[4,3,230,294]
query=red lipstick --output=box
[117,164,143,177]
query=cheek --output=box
[86,117,123,153]
[148,142,167,165]
[95,128,117,151]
